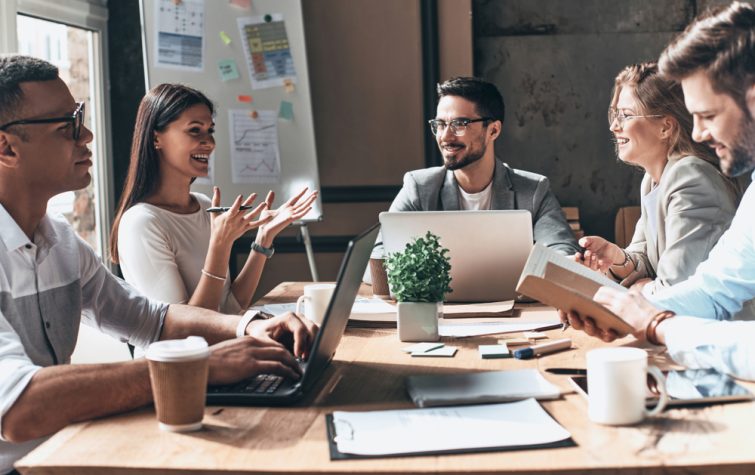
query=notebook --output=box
[206,223,379,405]
[379,210,533,302]
[406,369,562,407]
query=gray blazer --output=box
[622,155,741,294]
[389,159,579,255]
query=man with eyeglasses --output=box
[560,2,755,381]
[0,55,316,474]
[388,76,579,255]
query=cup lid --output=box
[146,336,209,362]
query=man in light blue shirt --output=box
[561,2,755,380]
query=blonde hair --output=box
[609,62,718,165]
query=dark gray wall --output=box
[473,0,740,240]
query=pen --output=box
[513,338,572,360]
[544,367,587,375]
[206,205,257,213]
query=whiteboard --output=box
[139,0,322,221]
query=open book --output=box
[515,244,634,335]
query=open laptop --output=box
[206,223,379,406]
[379,211,533,302]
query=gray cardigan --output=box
[388,159,579,255]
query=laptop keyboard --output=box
[208,374,284,395]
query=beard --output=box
[722,115,755,177]
[441,138,487,171]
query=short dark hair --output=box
[658,1,755,111]
[436,77,505,122]
[0,55,59,126]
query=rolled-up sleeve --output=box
[78,237,168,349]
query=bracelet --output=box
[236,311,259,337]
[611,249,631,268]
[645,310,676,346]
[201,268,227,282]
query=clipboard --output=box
[324,412,576,460]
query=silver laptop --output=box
[379,211,533,302]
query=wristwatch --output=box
[251,241,275,258]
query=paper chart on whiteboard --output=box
[229,109,282,184]
[237,14,297,89]
[154,0,205,71]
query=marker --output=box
[513,338,572,360]
[206,205,257,213]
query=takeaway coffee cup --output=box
[146,336,210,432]
[586,347,669,425]
[296,283,336,326]
[369,258,390,298]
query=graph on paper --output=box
[229,109,281,184]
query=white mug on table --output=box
[296,283,336,326]
[586,347,669,425]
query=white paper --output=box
[155,0,205,71]
[332,398,571,456]
[237,14,297,90]
[249,297,395,317]
[229,109,281,184]
[438,320,560,338]
[406,369,561,408]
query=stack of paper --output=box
[330,398,572,457]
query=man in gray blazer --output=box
[389,77,579,255]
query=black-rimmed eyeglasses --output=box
[0,101,86,140]
[428,117,492,137]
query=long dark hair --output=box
[110,83,214,263]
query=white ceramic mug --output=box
[296,283,336,326]
[586,347,669,425]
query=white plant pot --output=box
[397,301,442,342]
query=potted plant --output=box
[385,231,452,342]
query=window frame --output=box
[0,0,114,267]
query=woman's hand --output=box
[256,187,318,245]
[575,236,625,272]
[209,187,272,250]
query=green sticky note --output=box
[278,100,294,120]
[218,59,239,81]
[219,31,232,45]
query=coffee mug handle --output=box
[295,295,309,317]
[645,365,669,417]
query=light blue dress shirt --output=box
[649,170,755,379]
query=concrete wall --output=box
[473,0,746,240]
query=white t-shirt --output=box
[641,184,661,243]
[118,192,241,314]
[458,181,493,210]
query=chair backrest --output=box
[615,206,641,248]
[561,207,583,239]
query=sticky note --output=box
[402,342,444,354]
[524,331,548,340]
[412,346,457,357]
[237,95,253,103]
[218,59,239,81]
[498,337,530,346]
[229,0,251,9]
[219,31,232,46]
[283,79,295,93]
[278,100,294,120]
[479,344,511,359]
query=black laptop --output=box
[207,223,379,405]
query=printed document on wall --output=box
[229,109,281,184]
[155,0,205,71]
[237,14,297,89]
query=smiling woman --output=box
[575,62,742,296]
[109,84,316,315]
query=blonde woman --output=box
[577,62,740,295]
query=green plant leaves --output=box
[385,231,453,302]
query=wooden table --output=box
[16,283,755,474]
